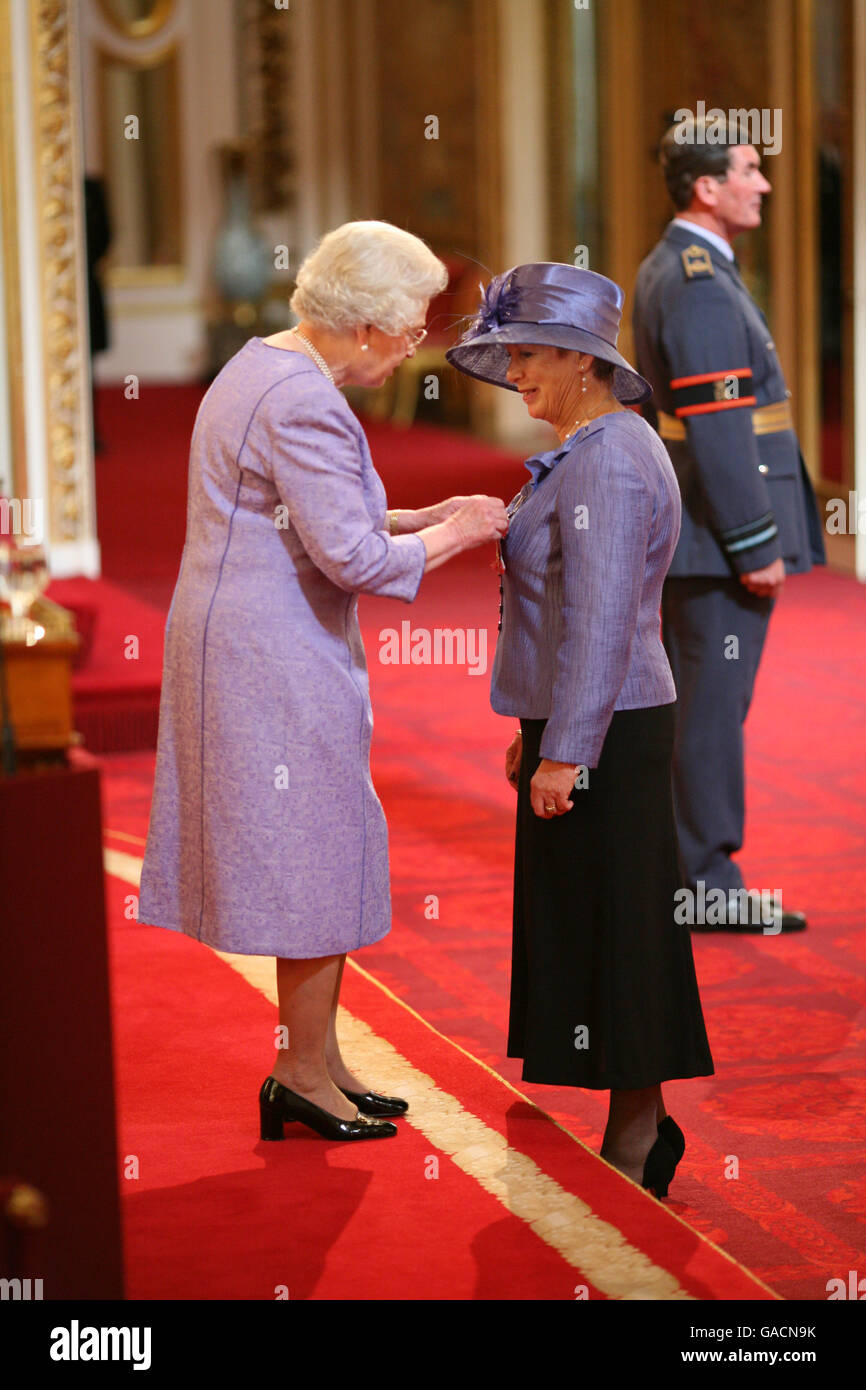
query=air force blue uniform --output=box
[632,222,824,894]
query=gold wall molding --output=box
[29,0,93,550]
[0,0,28,500]
[597,0,642,366]
[239,0,294,216]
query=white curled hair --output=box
[290,220,448,336]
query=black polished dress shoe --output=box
[658,1115,685,1164]
[339,1088,409,1117]
[259,1077,397,1142]
[759,896,807,932]
[690,890,807,933]
[641,1134,678,1199]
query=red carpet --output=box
[79,385,866,1298]
[45,577,166,752]
[103,861,777,1301]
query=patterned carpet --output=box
[84,386,866,1297]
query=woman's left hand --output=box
[530,759,580,818]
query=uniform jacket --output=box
[491,410,680,768]
[632,222,825,577]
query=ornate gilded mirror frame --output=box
[0,0,27,501]
[96,38,185,287]
[0,0,99,567]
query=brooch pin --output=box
[494,483,532,577]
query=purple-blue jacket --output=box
[491,410,681,767]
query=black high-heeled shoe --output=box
[658,1115,685,1164]
[339,1087,408,1117]
[641,1134,678,1198]
[259,1077,398,1142]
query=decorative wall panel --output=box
[373,0,499,266]
[31,0,93,549]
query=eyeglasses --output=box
[366,323,428,348]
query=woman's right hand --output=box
[505,730,522,790]
[448,495,508,549]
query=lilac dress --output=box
[138,339,426,957]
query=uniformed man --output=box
[632,117,825,932]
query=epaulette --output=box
[681,244,715,279]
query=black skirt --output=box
[508,704,715,1090]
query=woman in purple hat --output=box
[138,221,508,1144]
[447,263,714,1198]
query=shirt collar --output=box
[670,217,735,261]
[524,416,607,488]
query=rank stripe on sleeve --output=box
[670,367,756,417]
[670,368,753,388]
[722,513,779,555]
[675,397,758,417]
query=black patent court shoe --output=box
[641,1134,678,1199]
[339,1087,409,1117]
[658,1114,685,1164]
[259,1077,397,1142]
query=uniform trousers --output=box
[661,576,774,895]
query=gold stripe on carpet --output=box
[214,948,690,1301]
[347,958,781,1300]
[105,828,148,847]
[104,847,151,883]
[103,847,692,1298]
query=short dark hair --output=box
[591,357,615,382]
[659,117,745,211]
[555,348,615,381]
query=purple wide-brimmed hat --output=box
[445,262,652,404]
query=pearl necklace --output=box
[291,329,335,385]
[562,398,625,442]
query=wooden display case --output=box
[0,597,80,753]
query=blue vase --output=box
[213,172,272,304]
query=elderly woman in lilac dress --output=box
[448,264,714,1198]
[138,221,507,1143]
